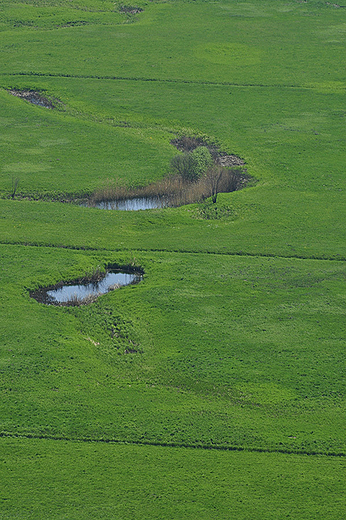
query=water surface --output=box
[31,270,142,305]
[90,197,167,211]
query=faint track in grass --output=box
[0,239,346,263]
[0,430,345,458]
[0,71,325,91]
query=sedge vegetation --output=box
[0,0,346,518]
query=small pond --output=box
[31,270,142,306]
[88,196,168,211]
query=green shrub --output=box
[190,146,213,178]
[170,153,198,182]
[170,146,213,182]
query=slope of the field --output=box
[0,0,346,518]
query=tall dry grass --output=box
[89,167,248,208]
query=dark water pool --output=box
[31,270,142,305]
[88,197,167,211]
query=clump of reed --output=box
[108,282,121,291]
[77,266,106,285]
[168,167,247,206]
[90,181,130,204]
[88,175,185,207]
[60,293,100,306]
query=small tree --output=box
[204,165,223,203]
[11,177,19,199]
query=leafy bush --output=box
[191,146,213,178]
[170,153,198,182]
[170,146,213,182]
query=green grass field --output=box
[1,0,346,518]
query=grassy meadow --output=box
[0,0,346,518]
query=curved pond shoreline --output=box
[30,269,143,306]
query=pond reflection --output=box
[31,270,142,306]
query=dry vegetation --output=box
[89,167,248,207]
[89,135,249,208]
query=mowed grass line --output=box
[1,430,346,458]
[1,239,346,263]
[0,70,333,90]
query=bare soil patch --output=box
[8,89,57,109]
[170,135,245,167]
[218,154,244,167]
[119,5,143,14]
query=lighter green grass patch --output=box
[3,161,52,174]
[21,148,44,155]
[194,42,262,67]
[219,2,271,18]
[39,138,70,147]
[317,22,346,41]
[306,81,346,93]
[236,383,298,405]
